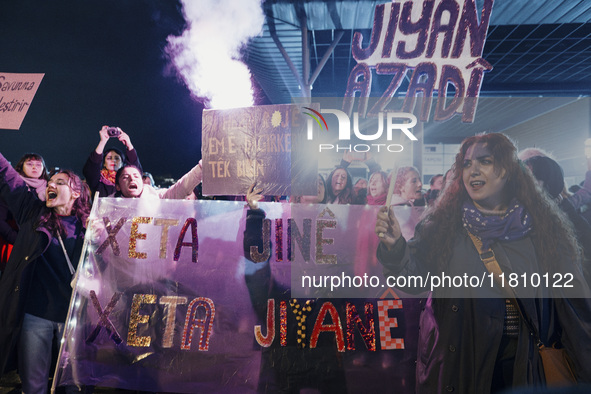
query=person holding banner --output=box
[243,183,347,393]
[114,162,202,199]
[0,153,49,276]
[83,125,142,198]
[375,133,591,392]
[0,152,91,393]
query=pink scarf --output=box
[366,192,387,206]
[23,177,47,201]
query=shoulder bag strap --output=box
[57,233,76,276]
[466,230,508,288]
[466,229,543,344]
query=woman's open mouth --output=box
[470,180,485,190]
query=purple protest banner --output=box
[54,198,421,393]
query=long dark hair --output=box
[368,170,389,197]
[15,153,49,180]
[37,169,91,236]
[419,133,580,272]
[326,166,353,204]
[318,174,327,204]
[102,148,126,170]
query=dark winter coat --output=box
[243,208,347,393]
[0,155,85,374]
[377,226,591,394]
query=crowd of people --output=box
[0,126,203,393]
[244,133,591,393]
[374,133,591,393]
[2,129,591,393]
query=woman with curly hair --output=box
[375,133,591,393]
[0,152,91,393]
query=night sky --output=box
[0,0,208,181]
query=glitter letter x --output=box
[86,290,123,345]
[96,217,127,256]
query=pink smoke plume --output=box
[166,0,264,109]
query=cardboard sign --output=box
[345,0,494,122]
[0,72,44,130]
[201,104,316,197]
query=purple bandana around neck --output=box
[462,198,532,250]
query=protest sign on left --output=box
[0,72,44,130]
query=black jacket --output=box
[0,154,85,374]
[377,225,591,393]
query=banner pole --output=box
[51,192,101,393]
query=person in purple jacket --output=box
[83,125,142,198]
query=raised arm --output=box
[375,205,402,250]
[340,152,381,173]
[117,129,142,172]
[83,126,111,192]
[243,183,271,263]
[159,160,203,200]
[374,205,428,291]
